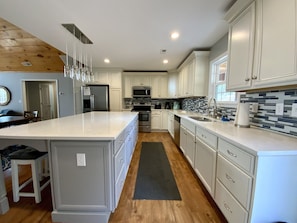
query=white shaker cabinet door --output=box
[194,138,217,197]
[227,2,255,91]
[252,0,297,88]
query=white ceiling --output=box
[0,0,235,71]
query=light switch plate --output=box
[76,153,86,166]
[292,103,297,117]
[275,103,284,116]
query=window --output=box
[209,53,237,105]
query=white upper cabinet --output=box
[130,74,150,86]
[108,72,122,88]
[226,0,297,91]
[226,2,255,91]
[123,75,132,98]
[94,71,109,84]
[123,72,168,98]
[151,74,168,98]
[252,0,297,88]
[177,51,210,97]
[92,69,122,88]
[168,72,178,98]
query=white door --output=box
[39,83,52,120]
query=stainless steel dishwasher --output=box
[173,115,180,147]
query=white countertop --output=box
[171,110,297,156]
[0,112,138,141]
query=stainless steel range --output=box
[132,99,151,132]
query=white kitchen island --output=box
[0,111,138,223]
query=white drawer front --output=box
[114,143,125,182]
[217,155,252,210]
[218,139,254,174]
[196,127,217,149]
[215,180,248,223]
[114,130,125,154]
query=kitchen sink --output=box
[188,116,213,122]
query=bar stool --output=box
[9,147,50,203]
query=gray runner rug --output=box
[133,142,181,200]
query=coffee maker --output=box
[165,102,172,109]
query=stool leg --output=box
[44,157,49,177]
[11,160,20,202]
[31,161,41,203]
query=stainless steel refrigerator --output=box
[81,85,110,112]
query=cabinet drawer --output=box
[215,180,248,223]
[218,139,254,174]
[217,155,252,210]
[196,127,217,149]
[114,130,126,154]
[114,143,125,182]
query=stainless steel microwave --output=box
[132,86,151,98]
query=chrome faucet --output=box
[208,97,217,118]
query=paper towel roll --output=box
[235,103,250,127]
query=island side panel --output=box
[50,141,113,223]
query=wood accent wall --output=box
[0,17,64,72]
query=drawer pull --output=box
[226,174,235,183]
[227,149,237,158]
[224,202,233,213]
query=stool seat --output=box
[9,147,50,203]
[9,147,47,160]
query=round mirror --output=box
[0,86,11,106]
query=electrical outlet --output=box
[275,103,284,116]
[76,153,86,166]
[292,103,297,117]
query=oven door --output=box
[138,111,151,126]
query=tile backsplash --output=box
[182,89,297,137]
[241,89,297,137]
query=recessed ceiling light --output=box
[171,32,179,40]
[104,58,110,63]
[21,61,32,66]
[163,59,169,64]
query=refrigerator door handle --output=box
[90,95,95,111]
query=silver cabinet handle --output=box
[252,75,257,80]
[245,78,250,81]
[224,202,232,213]
[226,174,235,183]
[227,149,237,158]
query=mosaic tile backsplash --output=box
[241,89,297,137]
[182,89,297,137]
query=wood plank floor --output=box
[109,132,227,223]
[0,132,227,223]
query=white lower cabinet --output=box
[180,118,196,167]
[194,138,217,197]
[151,110,169,131]
[215,138,254,223]
[151,110,161,130]
[176,117,297,223]
[194,125,217,197]
[167,112,174,137]
[180,125,187,154]
[215,179,249,223]
[217,155,252,210]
